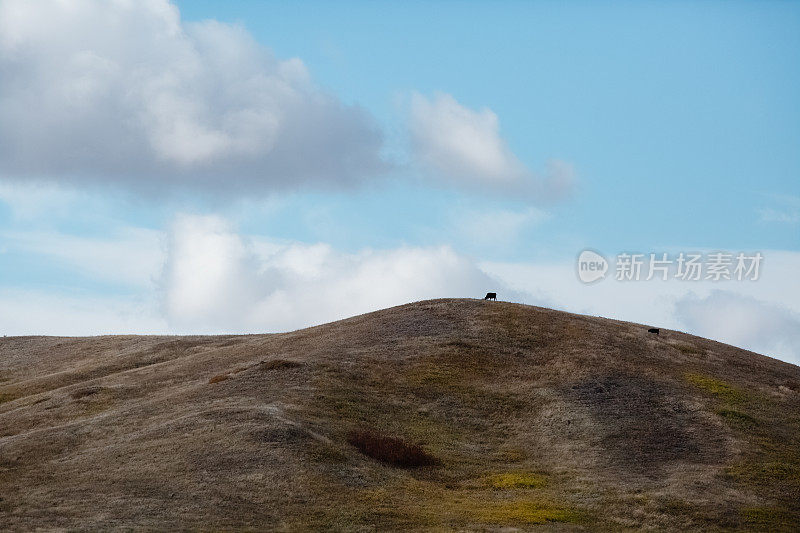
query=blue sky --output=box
[175,0,800,252]
[0,0,798,363]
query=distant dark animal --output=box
[648,328,659,335]
[484,292,497,301]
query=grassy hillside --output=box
[1,299,799,530]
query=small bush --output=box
[70,386,101,399]
[347,429,440,468]
[260,359,303,371]
[208,373,230,384]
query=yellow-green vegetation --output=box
[716,408,757,426]
[488,472,547,489]
[673,343,705,356]
[351,480,586,528]
[740,507,799,531]
[727,460,800,486]
[471,500,583,524]
[0,391,19,404]
[307,442,349,464]
[685,373,747,403]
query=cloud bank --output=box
[0,0,385,193]
[675,291,800,362]
[410,92,575,199]
[162,215,501,332]
[2,211,798,366]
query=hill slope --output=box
[1,299,799,530]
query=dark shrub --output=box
[70,386,101,399]
[259,359,303,371]
[347,429,440,468]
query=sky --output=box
[0,0,798,364]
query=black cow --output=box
[484,292,497,301]
[648,328,659,335]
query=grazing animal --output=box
[484,292,497,301]
[648,328,659,335]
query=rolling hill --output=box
[1,299,799,531]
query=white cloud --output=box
[411,92,525,184]
[675,291,800,364]
[0,288,166,336]
[0,0,385,193]
[410,92,575,198]
[162,215,267,328]
[161,214,503,333]
[1,227,163,288]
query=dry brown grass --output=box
[1,298,798,530]
[207,373,230,384]
[70,386,102,399]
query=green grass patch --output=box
[685,373,747,403]
[488,472,547,489]
[716,408,757,427]
[741,507,798,531]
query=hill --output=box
[1,299,799,530]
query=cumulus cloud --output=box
[674,291,800,365]
[0,0,385,193]
[410,92,574,198]
[161,214,503,332]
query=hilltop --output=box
[1,299,799,530]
